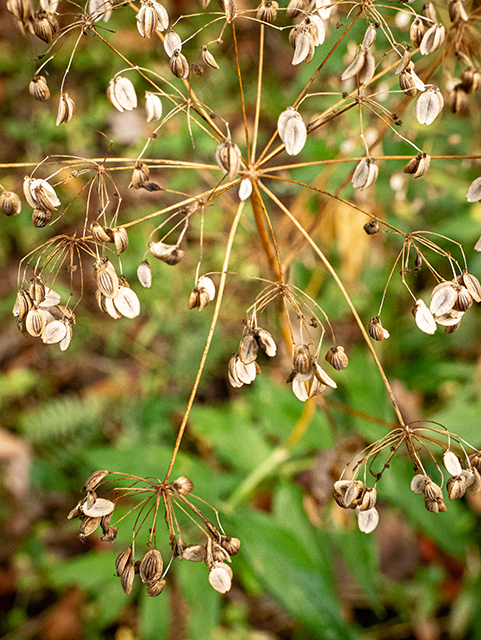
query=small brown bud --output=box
[325,346,349,370]
[0,190,22,216]
[256,0,278,22]
[368,316,389,341]
[219,536,241,556]
[363,219,380,235]
[146,578,166,596]
[29,75,50,101]
[172,476,194,495]
[140,549,163,584]
[33,10,59,42]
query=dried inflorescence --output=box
[68,470,240,597]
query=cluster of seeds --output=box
[68,470,240,596]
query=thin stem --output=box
[251,22,265,163]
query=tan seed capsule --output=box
[140,549,163,584]
[462,272,481,302]
[215,140,242,180]
[403,152,431,178]
[121,563,135,595]
[460,68,481,93]
[448,0,469,22]
[29,276,46,305]
[90,221,113,243]
[137,260,152,288]
[292,344,312,375]
[164,29,182,57]
[239,333,258,365]
[149,241,184,265]
[447,85,469,114]
[208,562,233,594]
[84,469,111,491]
[112,227,129,254]
[130,162,150,188]
[173,476,194,495]
[325,346,349,370]
[447,475,467,500]
[113,286,140,319]
[202,45,219,70]
[219,536,241,556]
[146,578,166,596]
[56,92,75,126]
[29,75,50,101]
[169,50,190,79]
[182,545,206,562]
[79,516,102,538]
[0,190,22,216]
[254,328,276,357]
[26,307,47,337]
[410,17,425,48]
[277,108,307,156]
[352,158,379,190]
[115,548,133,576]
[14,289,33,322]
[219,0,236,22]
[136,0,169,37]
[399,70,418,97]
[363,219,380,235]
[7,0,33,21]
[145,92,162,123]
[368,316,389,341]
[82,497,114,518]
[257,0,278,22]
[33,10,58,42]
[420,23,445,55]
[95,259,119,299]
[107,76,137,112]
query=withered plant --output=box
[3,0,481,617]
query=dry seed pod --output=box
[164,30,182,57]
[136,0,169,37]
[95,259,119,299]
[137,260,152,288]
[149,241,184,265]
[112,227,129,255]
[421,2,437,24]
[466,177,481,202]
[453,286,473,312]
[447,475,467,500]
[7,0,33,21]
[215,140,242,180]
[13,290,33,321]
[448,0,468,22]
[292,344,312,375]
[395,49,411,75]
[24,177,61,210]
[33,10,58,42]
[434,308,464,327]
[363,219,380,235]
[114,287,140,319]
[286,0,305,17]
[84,469,111,491]
[359,486,377,511]
[107,77,137,112]
[291,28,315,66]
[413,299,436,334]
[310,14,326,46]
[116,548,133,576]
[403,152,431,179]
[460,68,481,93]
[90,222,113,243]
[341,47,375,85]
[256,0,278,22]
[254,328,276,357]
[356,506,379,533]
[368,316,389,341]
[201,45,220,70]
[219,0,236,22]
[32,208,52,228]
[81,497,115,518]
[169,50,190,79]
[39,287,61,308]
[41,319,68,344]
[131,162,150,188]
[140,549,163,584]
[79,516,102,538]
[443,450,462,475]
[29,75,50,101]
[291,374,309,401]
[416,87,443,125]
[238,178,252,201]
[211,543,230,563]
[121,563,135,595]
[182,545,206,562]
[277,108,307,156]
[352,158,378,190]
[101,526,118,542]
[220,536,241,556]
[172,476,194,495]
[239,333,258,365]
[208,562,233,594]
[424,494,447,513]
[0,190,21,216]
[430,281,457,316]
[420,23,445,55]
[234,357,257,385]
[314,363,337,389]
[145,92,162,123]
[146,578,166,596]
[462,271,481,302]
[362,24,377,49]
[325,346,348,370]
[399,70,418,97]
[56,92,75,126]
[447,85,468,114]
[26,307,47,337]
[410,17,425,47]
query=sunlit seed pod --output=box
[136,0,169,37]
[198,276,215,301]
[228,354,243,388]
[277,108,307,156]
[164,29,182,57]
[218,0,236,22]
[39,287,61,309]
[145,92,162,123]
[96,290,108,314]
[41,319,67,344]
[29,74,50,101]
[239,333,258,365]
[314,363,337,389]
[416,87,443,125]
[413,299,436,334]
[26,307,46,337]
[423,478,443,501]
[447,85,469,114]
[140,549,163,584]
[33,10,58,42]
[209,562,233,594]
[343,480,365,508]
[352,158,378,190]
[14,290,33,321]
[86,489,97,511]
[89,0,112,21]
[254,328,276,357]
[309,14,326,46]
[238,178,252,201]
[292,373,309,402]
[308,376,326,399]
[182,544,207,562]
[341,48,366,82]
[256,0,278,22]
[169,50,190,79]
[453,286,473,312]
[399,70,418,97]
[149,241,184,265]
[368,316,389,341]
[359,486,377,511]
[363,219,380,235]
[411,474,429,494]
[113,287,140,319]
[291,29,315,66]
[215,140,242,181]
[121,563,135,595]
[403,152,431,178]
[286,0,305,18]
[84,469,111,492]
[448,0,468,22]
[395,49,411,75]
[6,0,33,21]
[137,260,152,288]
[443,450,463,476]
[79,516,102,538]
[201,45,219,70]
[356,506,379,533]
[234,357,257,385]
[90,221,113,243]
[115,548,133,576]
[56,92,75,127]
[220,536,241,557]
[420,23,445,55]
[24,177,61,210]
[447,475,467,500]
[430,281,457,316]
[421,2,437,23]
[462,271,481,302]
[172,476,194,495]
[410,17,425,47]
[0,190,21,216]
[112,227,129,255]
[146,578,166,597]
[81,497,115,518]
[95,260,119,299]
[108,77,137,112]
[434,309,465,327]
[465,177,481,202]
[40,0,58,9]
[292,344,312,375]
[362,24,377,49]
[32,208,51,227]
[131,162,151,188]
[325,346,349,370]
[67,503,81,520]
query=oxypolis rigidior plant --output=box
[4,0,481,597]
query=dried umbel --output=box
[215,139,242,181]
[33,10,58,43]
[29,75,50,101]
[0,191,21,216]
[56,92,75,126]
[107,77,138,112]
[136,0,169,38]
[277,108,307,156]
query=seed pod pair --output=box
[410,474,447,513]
[448,0,469,22]
[228,354,258,388]
[352,158,378,190]
[447,85,469,114]
[218,0,236,22]
[341,47,375,85]
[277,108,307,156]
[145,92,162,123]
[56,92,75,126]
[289,25,316,66]
[136,0,169,38]
[403,152,431,179]
[189,276,216,311]
[33,10,58,43]
[91,221,113,243]
[420,23,445,55]
[107,77,137,112]
[24,177,61,211]
[460,68,481,94]
[368,316,389,341]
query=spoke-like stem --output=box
[163,201,245,483]
[251,22,265,163]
